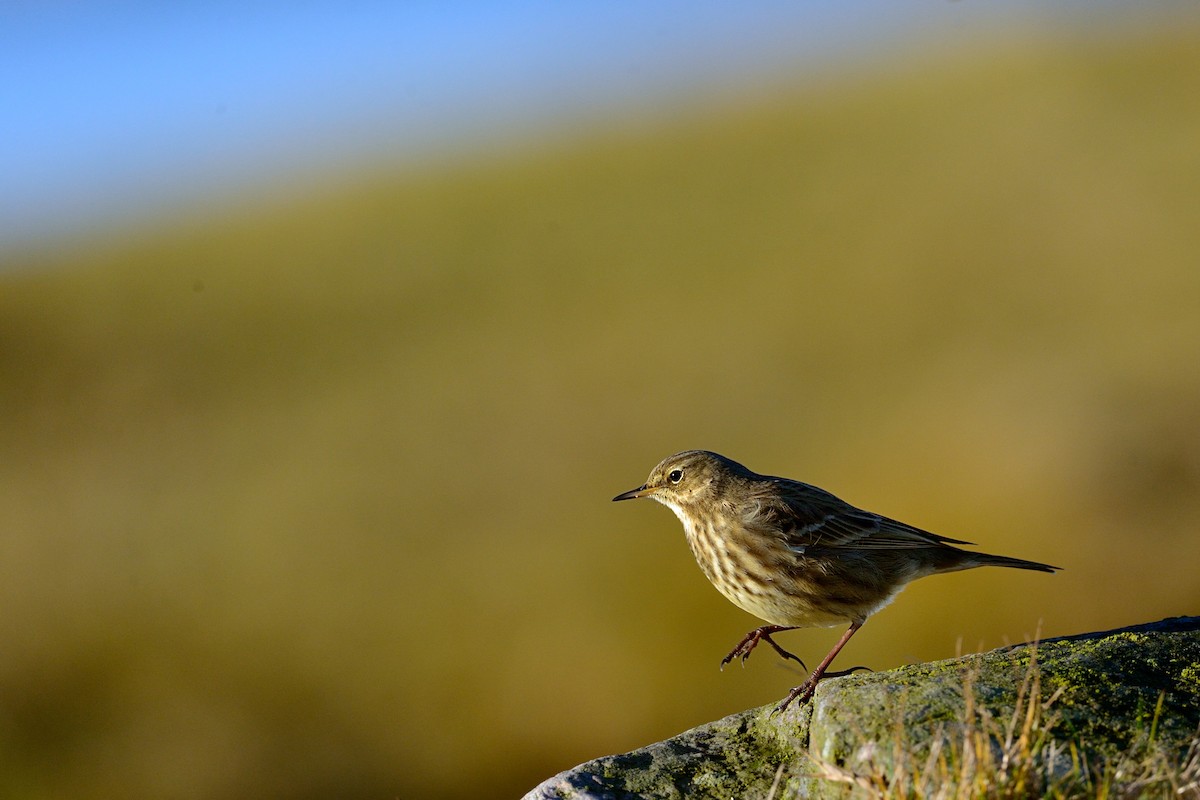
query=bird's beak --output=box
[612,484,650,502]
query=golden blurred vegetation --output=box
[2,22,1199,800]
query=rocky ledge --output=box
[525,617,1200,799]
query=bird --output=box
[612,450,1059,711]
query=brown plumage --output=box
[613,450,1059,711]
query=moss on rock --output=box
[524,618,1200,799]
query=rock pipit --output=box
[614,450,1059,711]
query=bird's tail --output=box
[971,552,1060,573]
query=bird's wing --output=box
[767,479,972,551]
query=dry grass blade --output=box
[806,646,1200,799]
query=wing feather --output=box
[763,478,972,551]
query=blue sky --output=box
[0,1,1176,253]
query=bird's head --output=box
[613,450,751,514]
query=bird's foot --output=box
[773,665,872,713]
[720,626,806,671]
[775,677,818,712]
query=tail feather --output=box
[972,552,1060,573]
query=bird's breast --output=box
[680,515,850,628]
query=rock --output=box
[523,617,1200,799]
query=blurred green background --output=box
[3,12,1200,800]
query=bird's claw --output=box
[772,664,873,714]
[774,679,818,713]
[719,627,807,671]
[824,665,872,678]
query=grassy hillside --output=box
[2,23,1200,800]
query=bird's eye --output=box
[668,469,684,484]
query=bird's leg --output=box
[775,620,864,713]
[720,625,806,670]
